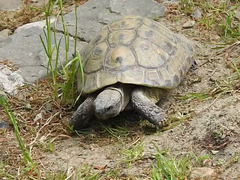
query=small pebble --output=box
[25,103,32,110]
[34,112,42,122]
[0,29,11,41]
[183,20,196,28]
[0,120,8,130]
[45,102,52,112]
[192,8,202,20]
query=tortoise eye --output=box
[106,106,112,111]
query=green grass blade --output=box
[74,52,85,105]
[0,96,34,166]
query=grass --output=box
[179,92,210,101]
[180,0,194,14]
[103,124,131,139]
[0,0,83,178]
[39,0,84,106]
[151,147,211,180]
[121,141,144,165]
[180,0,240,43]
[178,51,240,103]
[0,96,33,165]
[46,165,101,180]
[0,96,38,178]
[221,5,240,43]
[151,153,190,180]
[45,164,122,180]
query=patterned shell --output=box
[79,16,194,94]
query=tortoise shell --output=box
[78,16,194,94]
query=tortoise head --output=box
[94,88,122,120]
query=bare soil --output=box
[0,0,240,179]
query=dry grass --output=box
[0,0,89,33]
[0,76,145,178]
[0,77,72,178]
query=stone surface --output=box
[234,7,240,20]
[0,29,11,42]
[56,0,166,42]
[0,86,7,97]
[182,20,196,28]
[0,0,22,10]
[192,8,202,20]
[0,66,24,95]
[190,167,216,180]
[0,19,86,84]
[0,120,8,131]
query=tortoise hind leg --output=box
[131,88,168,129]
[69,96,95,130]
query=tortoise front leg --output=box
[69,96,95,130]
[131,88,168,129]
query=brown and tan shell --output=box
[78,16,194,94]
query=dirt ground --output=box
[0,0,240,179]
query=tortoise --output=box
[69,16,195,129]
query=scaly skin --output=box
[69,96,95,130]
[70,85,168,130]
[131,88,168,129]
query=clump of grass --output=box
[180,0,195,14]
[179,0,240,43]
[220,6,240,43]
[199,14,216,30]
[46,170,67,180]
[39,0,59,88]
[0,96,37,176]
[151,150,191,180]
[200,1,239,43]
[121,141,144,165]
[39,0,84,106]
[46,164,122,180]
[46,165,101,180]
[179,92,210,101]
[103,125,131,139]
[151,147,211,180]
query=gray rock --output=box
[192,8,202,20]
[182,20,196,28]
[0,19,86,84]
[0,29,11,42]
[0,120,8,131]
[0,66,24,95]
[56,0,166,42]
[0,0,22,11]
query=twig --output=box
[28,112,60,146]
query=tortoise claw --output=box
[154,117,169,130]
